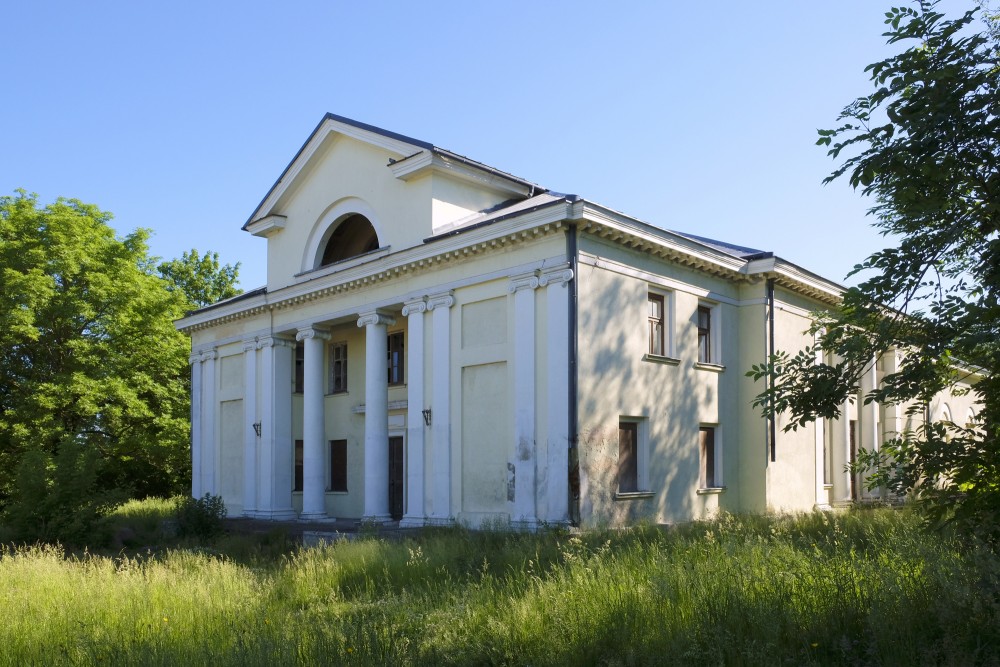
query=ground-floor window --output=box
[618,421,639,493]
[329,439,347,492]
[699,426,720,488]
[293,439,304,492]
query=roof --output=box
[669,231,772,260]
[243,113,544,230]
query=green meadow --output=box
[1,503,998,666]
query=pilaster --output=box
[189,352,203,499]
[539,265,573,524]
[509,272,539,529]
[426,291,454,525]
[200,349,218,497]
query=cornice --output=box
[246,215,287,238]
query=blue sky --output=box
[1,1,979,291]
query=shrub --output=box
[175,493,226,540]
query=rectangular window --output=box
[700,427,718,488]
[648,293,664,356]
[697,306,712,364]
[293,439,304,492]
[294,341,304,394]
[388,331,404,385]
[329,342,348,393]
[618,421,639,493]
[329,439,347,492]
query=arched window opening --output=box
[319,214,379,267]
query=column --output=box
[427,291,454,525]
[189,352,203,498]
[401,298,427,528]
[539,265,573,524]
[358,310,395,522]
[862,355,880,499]
[257,336,297,519]
[242,339,258,516]
[297,326,330,520]
[510,272,538,528]
[201,349,217,496]
[840,396,853,503]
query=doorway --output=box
[388,436,404,521]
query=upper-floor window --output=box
[697,305,712,364]
[329,342,348,394]
[648,294,664,356]
[294,341,304,393]
[388,331,404,385]
[319,214,379,267]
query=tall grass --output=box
[1,506,997,665]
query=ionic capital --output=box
[539,266,574,287]
[427,291,455,311]
[242,338,259,353]
[357,310,396,328]
[509,272,539,293]
[402,298,427,317]
[296,326,331,342]
[201,349,218,361]
[258,335,296,350]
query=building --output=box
[176,113,975,528]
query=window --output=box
[648,294,664,356]
[618,422,639,493]
[329,342,348,393]
[320,214,379,267]
[697,306,712,363]
[699,427,720,488]
[329,439,347,492]
[293,439,304,492]
[294,341,304,393]
[388,331,404,385]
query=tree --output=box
[749,1,1000,540]
[0,190,239,540]
[158,249,241,309]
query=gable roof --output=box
[243,113,545,230]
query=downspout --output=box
[567,223,581,526]
[767,277,777,463]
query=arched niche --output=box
[302,197,385,273]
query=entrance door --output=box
[388,436,404,521]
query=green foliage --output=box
[158,249,241,309]
[0,190,240,539]
[175,493,226,540]
[0,510,998,665]
[2,441,124,546]
[750,1,1000,541]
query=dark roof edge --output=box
[422,196,571,244]
[185,286,267,317]
[243,113,435,230]
[432,147,544,192]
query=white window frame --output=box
[644,289,677,362]
[695,300,722,368]
[698,424,723,490]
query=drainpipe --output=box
[567,224,581,526]
[767,277,777,463]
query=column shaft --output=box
[298,327,330,519]
[190,353,203,498]
[242,340,258,516]
[257,337,297,519]
[359,311,394,521]
[201,350,217,496]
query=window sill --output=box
[642,353,680,366]
[694,362,726,373]
[823,484,834,490]
[697,486,727,495]
[326,490,348,495]
[325,390,349,397]
[614,490,654,500]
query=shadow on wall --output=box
[577,266,716,526]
